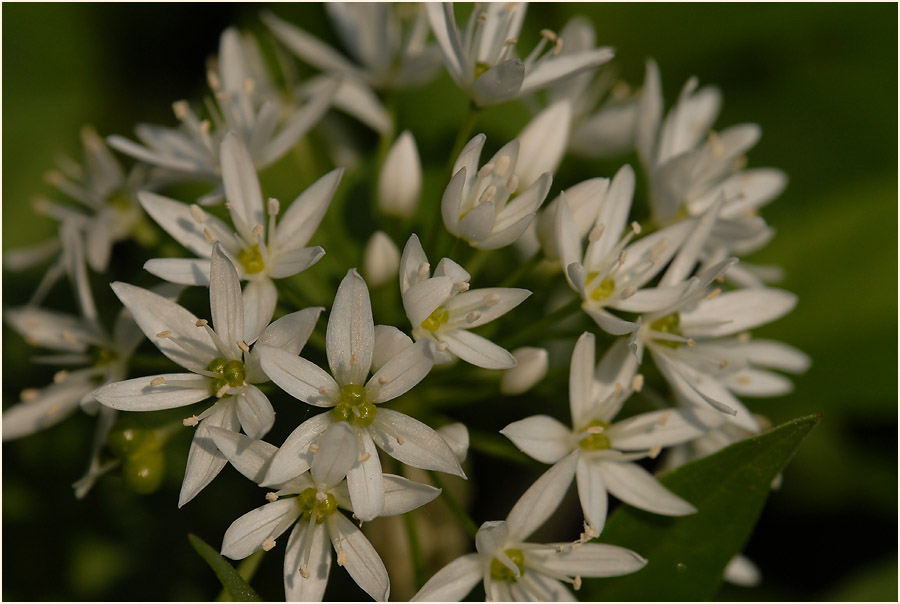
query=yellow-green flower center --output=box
[490,548,526,583]
[586,271,616,301]
[650,313,683,349]
[580,419,612,451]
[420,306,449,332]
[474,61,491,79]
[90,347,118,367]
[207,357,245,396]
[297,488,338,524]
[107,190,133,211]
[332,384,377,427]
[237,244,265,274]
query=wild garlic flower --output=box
[258,269,464,522]
[412,452,647,601]
[425,2,614,106]
[94,244,323,506]
[363,231,401,288]
[443,134,552,250]
[377,131,422,218]
[500,347,549,395]
[399,234,530,369]
[502,332,703,532]
[108,27,335,199]
[213,422,440,601]
[140,133,339,338]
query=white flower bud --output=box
[514,100,572,192]
[500,347,549,395]
[537,177,609,260]
[363,231,400,287]
[377,131,421,218]
[437,422,470,463]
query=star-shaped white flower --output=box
[425,3,613,107]
[94,243,323,506]
[412,452,647,601]
[139,133,340,338]
[258,269,464,522]
[213,422,441,601]
[399,234,530,369]
[502,332,704,532]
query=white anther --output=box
[630,221,642,234]
[479,185,497,204]
[573,576,582,591]
[199,120,211,137]
[299,564,310,579]
[172,100,189,120]
[309,444,319,453]
[216,384,230,398]
[707,288,722,300]
[477,11,487,23]
[378,376,389,385]
[506,174,519,192]
[337,549,348,566]
[417,262,430,279]
[648,444,663,459]
[358,453,371,463]
[315,491,328,502]
[156,330,172,339]
[631,374,644,393]
[484,293,501,306]
[436,341,449,351]
[237,340,250,353]
[715,275,726,283]
[21,388,40,402]
[737,375,752,385]
[540,29,557,42]
[588,224,605,242]
[43,171,63,186]
[586,425,605,434]
[262,537,276,551]
[251,224,263,238]
[494,155,511,177]
[47,404,62,418]
[687,338,696,348]
[613,382,623,397]
[707,131,726,158]
[203,228,216,243]
[618,250,628,265]
[207,70,221,91]
[466,311,482,323]
[650,239,670,257]
[53,370,69,383]
[183,415,200,427]
[215,91,231,102]
[266,492,278,502]
[620,286,637,299]
[657,412,671,426]
[318,386,330,396]
[505,37,517,45]
[62,330,79,344]
[396,435,404,445]
[553,37,563,54]
[720,359,729,369]
[244,77,255,95]
[195,319,208,327]
[267,198,280,216]
[150,377,166,387]
[737,332,751,343]
[453,281,470,292]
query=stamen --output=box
[309,443,319,453]
[396,435,405,445]
[478,163,494,179]
[318,386,330,396]
[613,382,623,397]
[62,330,79,344]
[216,384,230,398]
[573,576,582,591]
[707,288,722,300]
[266,492,278,502]
[631,374,644,392]
[203,228,216,244]
[237,340,250,353]
[737,331,751,343]
[620,286,637,299]
[466,311,482,323]
[357,453,371,463]
[262,537,276,551]
[195,319,208,327]
[618,250,628,265]
[156,330,172,339]
[588,224,605,242]
[707,131,726,158]
[648,444,663,459]
[631,221,642,234]
[687,338,696,347]
[53,370,69,383]
[267,198,280,216]
[315,491,327,502]
[183,415,200,427]
[737,375,752,385]
[150,377,166,387]
[350,352,359,365]
[299,564,310,579]
[377,376,389,385]
[720,359,729,369]
[484,293,501,306]
[540,29,557,42]
[657,412,671,426]
[436,341,449,352]
[251,224,263,238]
[453,281,470,292]
[172,100,189,120]
[417,262,430,280]
[337,549,348,566]
[199,120,211,136]
[244,77,255,95]
[586,425,605,434]
[505,37,517,45]
[494,155,511,177]
[21,388,40,402]
[506,174,519,192]
[479,185,497,204]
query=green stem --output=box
[500,296,583,349]
[403,511,426,590]
[428,471,478,539]
[446,102,481,179]
[215,550,265,602]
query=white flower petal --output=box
[434,258,471,284]
[260,76,337,168]
[207,426,278,484]
[94,374,210,411]
[438,422,470,463]
[210,244,244,359]
[363,232,401,288]
[366,339,433,403]
[569,332,596,427]
[311,422,358,488]
[445,287,531,329]
[327,269,375,386]
[474,212,536,250]
[599,461,696,517]
[326,75,392,134]
[381,474,442,516]
[725,368,794,397]
[608,409,707,450]
[5,307,93,353]
[527,543,647,577]
[370,408,464,476]
[274,168,343,252]
[741,339,810,373]
[424,3,465,84]
[2,378,93,441]
[399,233,429,294]
[263,412,334,486]
[520,47,614,96]
[500,347,549,395]
[236,385,276,441]
[474,520,509,557]
[241,278,278,344]
[516,101,571,191]
[636,59,662,166]
[371,325,414,374]
[576,455,609,532]
[472,58,525,106]
[143,258,212,286]
[452,135,486,198]
[402,276,454,327]
[457,200,496,243]
[593,337,639,418]
[723,554,762,587]
[137,191,216,258]
[326,512,390,601]
[440,168,466,235]
[248,307,323,381]
[679,289,798,338]
[585,307,638,337]
[263,10,361,75]
[441,329,516,370]
[506,451,578,542]
[221,133,265,242]
[378,131,422,218]
[410,554,482,602]
[221,498,301,559]
[284,520,331,601]
[345,429,384,521]
[268,246,325,279]
[501,415,574,464]
[179,401,240,507]
[257,345,338,407]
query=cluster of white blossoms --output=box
[3,3,809,601]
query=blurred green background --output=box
[3,3,897,601]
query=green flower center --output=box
[237,244,265,274]
[580,419,612,451]
[490,548,526,583]
[474,61,491,79]
[207,357,245,396]
[586,271,616,301]
[332,384,377,427]
[650,313,683,349]
[107,190,133,211]
[90,347,117,367]
[297,488,338,524]
[420,306,449,332]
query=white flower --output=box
[108,27,335,197]
[514,100,572,193]
[377,131,422,218]
[412,452,647,601]
[442,134,552,250]
[399,234,530,369]
[534,176,609,261]
[213,422,441,601]
[94,243,323,506]
[257,269,464,522]
[502,332,704,532]
[425,3,613,106]
[500,347,549,395]
[139,133,339,337]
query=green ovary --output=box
[650,313,683,349]
[332,384,377,427]
[587,272,616,302]
[580,419,612,451]
[474,61,491,79]
[90,347,118,367]
[237,244,265,274]
[108,190,133,211]
[207,357,245,396]
[490,549,526,583]
[297,488,338,524]
[420,306,449,332]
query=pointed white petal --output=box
[472,58,524,106]
[679,289,798,338]
[370,408,464,476]
[268,246,325,279]
[179,401,240,507]
[263,11,361,75]
[381,474,442,516]
[366,339,433,403]
[2,379,93,440]
[371,325,413,374]
[576,455,609,532]
[434,257,471,284]
[660,200,722,287]
[399,233,429,294]
[506,451,578,541]
[221,498,301,559]
[555,197,583,286]
[94,374,210,411]
[311,422,358,487]
[725,368,794,397]
[474,520,510,557]
[402,276,454,327]
[326,512,390,601]
[500,347,549,395]
[723,554,762,587]
[515,101,571,190]
[441,329,516,370]
[221,133,265,242]
[527,543,647,577]
[345,429,384,521]
[452,135,485,198]
[144,258,212,286]
[742,339,810,373]
[5,307,93,352]
[284,521,331,601]
[600,461,696,516]
[593,337,639,419]
[274,168,343,251]
[440,168,466,235]
[263,412,334,486]
[585,307,638,337]
[257,345,338,407]
[208,425,278,484]
[608,409,707,450]
[636,59,662,167]
[445,287,531,329]
[439,423,470,463]
[410,554,482,602]
[501,415,574,464]
[424,2,465,84]
[569,332,596,426]
[474,212,536,250]
[256,307,323,355]
[328,270,375,385]
[260,79,337,168]
[363,232,401,288]
[137,191,215,258]
[241,278,278,344]
[378,131,422,218]
[235,386,276,440]
[520,48,615,96]
[210,244,244,359]
[457,200,495,243]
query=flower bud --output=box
[537,177,609,260]
[514,100,572,192]
[363,231,400,288]
[378,131,421,218]
[500,347,549,395]
[438,423,470,463]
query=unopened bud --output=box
[378,131,421,218]
[363,231,400,288]
[500,347,549,395]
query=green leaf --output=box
[188,533,262,602]
[587,414,820,601]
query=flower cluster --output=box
[3,3,808,601]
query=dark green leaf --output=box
[587,414,820,601]
[188,533,262,602]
